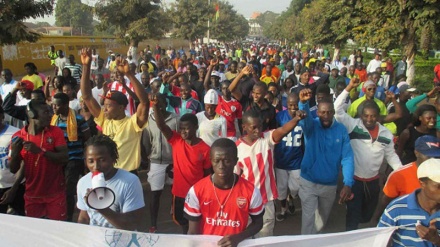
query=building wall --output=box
[0,36,127,75]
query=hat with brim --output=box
[418,158,440,183]
[20,80,34,91]
[99,90,128,106]
[415,136,440,158]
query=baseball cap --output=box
[417,158,440,183]
[398,84,416,93]
[100,90,129,106]
[415,135,440,158]
[20,80,34,91]
[342,57,348,61]
[211,71,221,78]
[204,89,219,105]
[250,53,256,57]
[219,61,225,65]
[331,66,339,71]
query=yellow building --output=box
[0,36,127,75]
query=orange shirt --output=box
[261,67,281,80]
[383,162,420,198]
[355,69,367,82]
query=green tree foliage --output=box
[94,0,171,47]
[55,0,94,35]
[255,11,280,38]
[171,0,213,42]
[210,1,249,42]
[353,0,440,84]
[299,0,361,58]
[0,0,53,45]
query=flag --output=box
[215,4,219,21]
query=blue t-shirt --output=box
[274,110,304,170]
[77,169,145,229]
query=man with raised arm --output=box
[79,48,150,174]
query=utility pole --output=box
[207,0,210,44]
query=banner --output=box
[0,214,395,246]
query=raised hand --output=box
[115,57,130,75]
[294,110,307,120]
[299,88,312,103]
[241,65,252,76]
[80,48,92,65]
[385,91,395,101]
[149,93,158,106]
[348,77,360,89]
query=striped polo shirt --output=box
[378,189,440,247]
[53,113,89,160]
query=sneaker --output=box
[149,226,157,233]
[287,195,296,215]
[276,212,287,222]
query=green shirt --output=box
[347,96,387,118]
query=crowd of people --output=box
[0,42,439,247]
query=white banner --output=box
[0,214,395,247]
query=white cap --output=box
[204,89,219,105]
[418,158,440,183]
[211,71,221,78]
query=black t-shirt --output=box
[240,95,277,131]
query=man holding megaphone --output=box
[76,135,146,231]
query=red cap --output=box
[20,80,34,91]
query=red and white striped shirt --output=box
[109,81,136,116]
[184,176,263,236]
[235,131,278,204]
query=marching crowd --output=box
[0,43,440,247]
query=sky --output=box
[30,0,292,25]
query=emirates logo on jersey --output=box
[237,197,247,209]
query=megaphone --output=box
[86,171,115,210]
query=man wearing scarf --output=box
[51,92,91,222]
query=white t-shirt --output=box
[76,169,145,228]
[0,124,20,188]
[196,112,227,146]
[0,80,17,101]
[77,87,103,106]
[91,55,99,70]
[55,57,67,76]
[69,98,81,113]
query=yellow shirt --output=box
[22,74,43,89]
[95,111,146,171]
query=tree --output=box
[171,0,213,44]
[55,0,94,35]
[210,1,249,42]
[94,0,171,60]
[0,0,53,46]
[353,0,440,84]
[299,0,361,59]
[255,11,280,38]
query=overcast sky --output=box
[30,0,291,25]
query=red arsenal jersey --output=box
[184,175,264,236]
[216,96,242,138]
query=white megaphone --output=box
[86,171,115,210]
